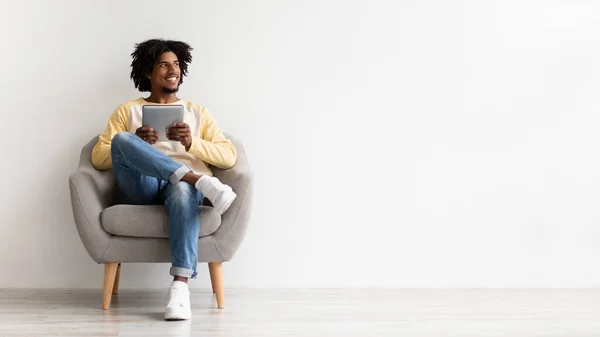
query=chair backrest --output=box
[77,137,118,206]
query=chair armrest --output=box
[211,135,254,260]
[69,141,115,262]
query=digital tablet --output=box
[142,105,184,142]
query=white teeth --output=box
[167,77,177,82]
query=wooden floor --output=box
[0,289,599,336]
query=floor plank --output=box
[0,289,598,336]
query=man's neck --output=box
[145,92,180,104]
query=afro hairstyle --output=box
[130,39,193,92]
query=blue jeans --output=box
[110,132,202,279]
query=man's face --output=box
[148,51,180,93]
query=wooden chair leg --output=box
[208,263,217,294]
[112,263,121,295]
[102,263,119,310]
[208,262,224,309]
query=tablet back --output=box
[141,105,184,142]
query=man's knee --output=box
[112,132,135,147]
[111,132,136,159]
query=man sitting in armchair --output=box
[92,38,236,320]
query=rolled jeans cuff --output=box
[169,165,191,185]
[170,266,196,279]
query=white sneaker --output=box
[196,175,237,215]
[165,281,191,321]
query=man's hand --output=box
[135,126,158,144]
[167,122,192,150]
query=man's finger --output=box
[168,126,190,133]
[138,127,154,132]
[167,130,189,135]
[169,134,189,141]
[167,127,190,135]
[167,133,189,140]
[138,133,158,140]
[138,131,157,138]
[172,122,189,128]
[170,130,189,136]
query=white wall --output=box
[1,0,599,288]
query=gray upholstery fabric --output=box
[210,146,253,261]
[101,236,223,263]
[69,133,252,264]
[101,204,221,238]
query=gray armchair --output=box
[69,134,253,310]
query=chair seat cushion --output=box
[101,204,221,238]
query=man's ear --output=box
[146,73,152,79]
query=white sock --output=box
[195,175,212,195]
